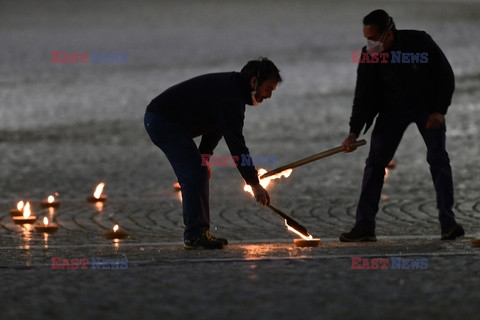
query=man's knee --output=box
[427,150,450,167]
[365,155,391,169]
[180,165,208,184]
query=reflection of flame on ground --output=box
[239,244,282,260]
[95,201,104,212]
[43,233,49,249]
[22,224,32,250]
[243,168,292,196]
[114,239,120,253]
[239,243,309,260]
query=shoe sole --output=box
[209,239,228,245]
[441,225,465,240]
[183,244,224,250]
[441,234,465,241]
[339,235,377,242]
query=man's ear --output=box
[250,76,257,90]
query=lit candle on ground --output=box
[40,195,60,208]
[12,202,37,224]
[104,224,129,239]
[10,201,25,216]
[34,217,58,233]
[87,182,107,202]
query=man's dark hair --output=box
[240,57,282,85]
[363,9,396,33]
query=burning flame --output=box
[285,220,313,240]
[23,202,31,219]
[17,201,25,211]
[242,168,315,241]
[93,182,105,199]
[113,224,119,233]
[43,217,49,226]
[47,195,55,203]
[243,168,292,196]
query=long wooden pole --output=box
[259,139,367,179]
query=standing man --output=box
[341,9,464,242]
[144,58,282,249]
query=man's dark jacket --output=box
[146,72,260,186]
[349,30,455,136]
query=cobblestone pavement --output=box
[2,94,480,320]
[1,189,480,319]
[2,0,480,319]
[2,98,480,320]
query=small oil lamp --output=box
[12,202,37,224]
[104,224,128,239]
[40,195,60,208]
[34,217,58,233]
[10,201,25,216]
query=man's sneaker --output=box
[339,228,377,242]
[184,230,225,250]
[205,230,228,245]
[441,224,465,240]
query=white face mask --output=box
[366,18,392,55]
[367,39,384,55]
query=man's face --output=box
[363,24,381,41]
[363,24,394,51]
[253,78,278,104]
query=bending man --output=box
[144,58,282,249]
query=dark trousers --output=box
[144,111,210,241]
[355,110,457,232]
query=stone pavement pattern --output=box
[2,92,480,320]
[2,0,480,318]
[2,91,480,319]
